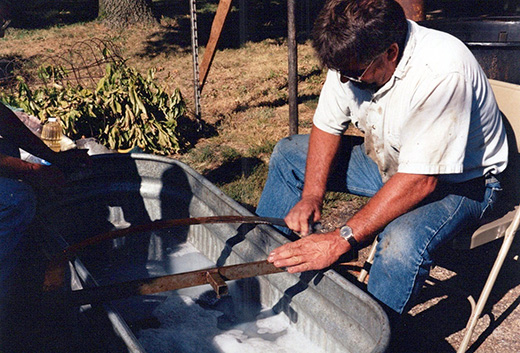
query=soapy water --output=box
[138,293,326,353]
[84,234,327,353]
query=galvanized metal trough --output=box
[34,153,390,353]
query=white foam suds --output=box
[138,294,327,353]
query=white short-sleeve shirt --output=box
[313,20,508,183]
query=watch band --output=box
[339,225,360,251]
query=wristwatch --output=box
[339,225,360,251]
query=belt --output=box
[438,173,499,201]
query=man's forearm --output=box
[0,153,38,180]
[283,125,342,234]
[0,103,57,162]
[346,172,438,243]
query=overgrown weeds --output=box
[2,61,188,154]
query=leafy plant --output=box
[2,62,187,155]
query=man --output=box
[0,102,90,338]
[257,0,508,321]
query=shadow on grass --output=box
[138,0,325,58]
[233,93,320,113]
[176,114,218,151]
[203,156,262,185]
[7,0,98,29]
[202,156,265,212]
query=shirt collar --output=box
[394,20,416,80]
[372,20,416,98]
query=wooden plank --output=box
[198,0,233,91]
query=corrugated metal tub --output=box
[32,153,390,353]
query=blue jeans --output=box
[256,134,501,314]
[0,140,37,326]
[0,178,36,316]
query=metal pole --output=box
[190,0,202,126]
[287,0,298,136]
[306,0,311,36]
[239,0,247,46]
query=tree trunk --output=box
[99,0,157,28]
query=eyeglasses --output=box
[339,57,377,83]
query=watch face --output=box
[340,225,359,250]
[340,225,352,237]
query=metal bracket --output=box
[206,271,228,298]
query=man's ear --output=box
[386,43,400,63]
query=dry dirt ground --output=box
[322,200,520,353]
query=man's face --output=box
[340,43,400,91]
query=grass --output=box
[0,7,354,214]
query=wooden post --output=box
[287,0,298,136]
[396,0,425,21]
[198,0,233,91]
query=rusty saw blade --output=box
[43,216,287,292]
[47,260,284,306]
[62,216,286,257]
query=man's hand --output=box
[2,149,92,192]
[267,231,350,273]
[284,195,322,236]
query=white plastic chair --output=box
[357,79,520,353]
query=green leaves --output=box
[3,62,186,155]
